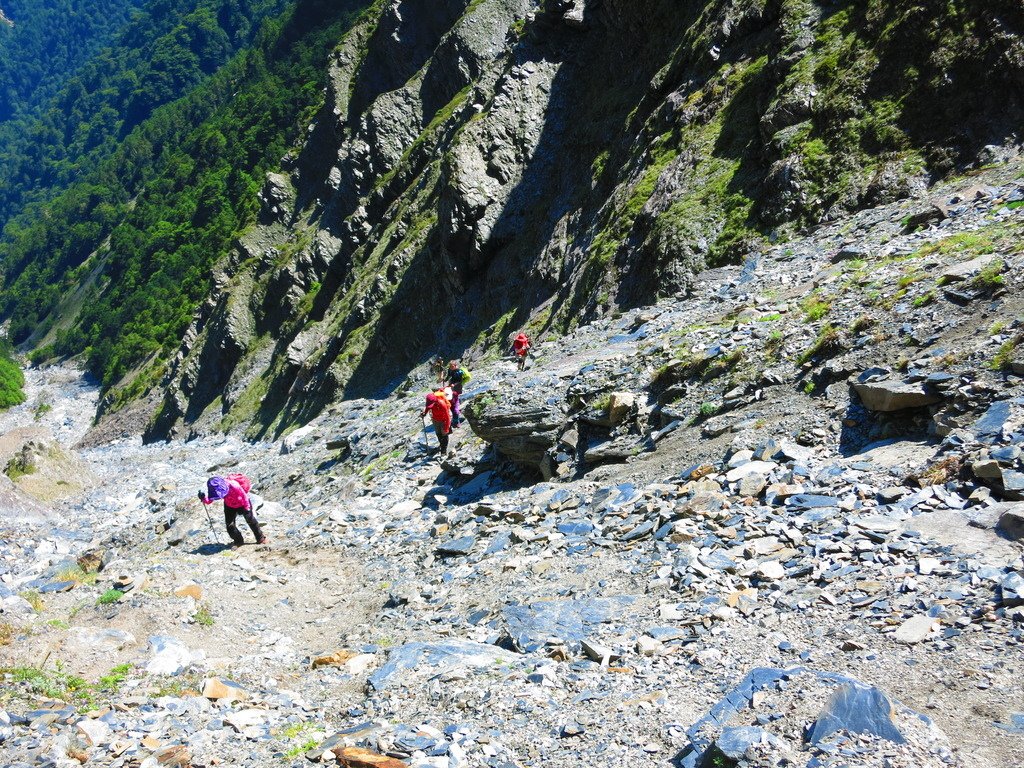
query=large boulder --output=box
[464,389,567,471]
[850,370,943,412]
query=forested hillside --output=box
[0,0,374,396]
[0,0,145,124]
[0,0,290,228]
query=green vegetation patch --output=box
[96,588,124,605]
[0,661,133,710]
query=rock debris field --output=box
[3,161,1024,767]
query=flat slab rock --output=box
[368,641,518,691]
[895,614,937,644]
[501,595,637,653]
[851,376,942,412]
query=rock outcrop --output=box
[139,0,1024,441]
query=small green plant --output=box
[911,290,936,308]
[990,336,1020,371]
[803,380,816,395]
[801,295,831,322]
[284,737,321,759]
[697,402,718,419]
[19,590,43,612]
[989,320,1008,335]
[97,664,132,693]
[33,402,52,421]
[194,604,215,627]
[849,315,874,334]
[46,619,70,630]
[969,259,1006,292]
[796,324,843,365]
[0,621,13,646]
[96,589,124,606]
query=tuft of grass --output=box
[97,664,132,693]
[920,456,961,486]
[803,380,816,395]
[96,589,124,606]
[911,290,936,308]
[56,566,98,587]
[801,295,831,322]
[0,661,132,710]
[0,622,14,646]
[19,590,43,612]
[796,324,844,365]
[990,336,1020,371]
[284,737,321,759]
[969,259,1005,292]
[850,315,874,334]
[194,604,215,627]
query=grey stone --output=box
[997,503,1024,541]
[501,596,636,653]
[851,375,942,412]
[436,536,475,557]
[369,641,517,691]
[807,683,906,745]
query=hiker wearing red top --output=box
[199,476,266,548]
[512,333,531,371]
[421,389,452,454]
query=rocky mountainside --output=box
[1,156,1024,767]
[139,0,1024,442]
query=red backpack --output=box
[225,473,252,493]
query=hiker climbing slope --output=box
[421,389,452,454]
[199,475,266,548]
[445,361,471,428]
[512,333,531,371]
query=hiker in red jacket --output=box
[421,389,452,454]
[199,476,266,548]
[511,333,531,371]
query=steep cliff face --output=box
[146,0,1024,440]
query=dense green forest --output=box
[0,0,145,124]
[0,0,374,395]
[0,341,25,408]
[0,0,290,227]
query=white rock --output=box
[636,636,662,656]
[757,561,786,580]
[224,708,267,733]
[894,614,936,644]
[77,718,111,746]
[146,635,203,676]
[725,461,777,483]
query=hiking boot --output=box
[257,537,268,545]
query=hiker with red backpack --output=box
[421,388,452,454]
[199,474,266,548]
[511,333,531,371]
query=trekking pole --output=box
[198,493,221,544]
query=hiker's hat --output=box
[206,476,229,501]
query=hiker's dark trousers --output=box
[225,505,263,546]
